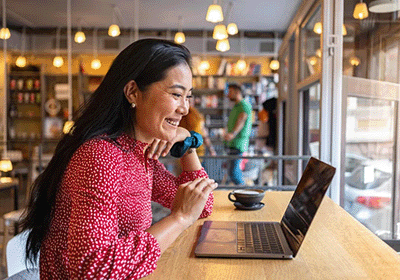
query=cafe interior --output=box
[1,0,400,278]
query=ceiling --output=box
[6,0,303,32]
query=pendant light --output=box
[216,38,230,52]
[342,24,347,36]
[198,30,210,74]
[206,0,224,23]
[91,28,101,70]
[369,0,400,13]
[236,31,246,73]
[313,22,322,34]
[350,56,361,66]
[74,19,86,43]
[269,32,279,71]
[225,2,238,35]
[0,158,13,182]
[0,0,10,40]
[213,24,228,40]
[16,27,27,67]
[53,27,64,68]
[174,16,185,44]
[108,5,121,37]
[309,56,318,66]
[353,1,369,19]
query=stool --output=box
[2,208,26,267]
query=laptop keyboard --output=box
[237,222,284,254]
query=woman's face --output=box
[134,63,193,143]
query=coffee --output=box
[228,189,265,206]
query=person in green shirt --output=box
[223,83,252,185]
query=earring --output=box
[131,103,136,108]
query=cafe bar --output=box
[1,0,400,279]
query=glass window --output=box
[299,5,321,81]
[344,96,395,239]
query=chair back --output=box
[6,231,39,277]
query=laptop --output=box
[195,157,336,259]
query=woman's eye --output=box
[172,93,182,98]
[187,95,193,100]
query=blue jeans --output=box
[226,147,245,185]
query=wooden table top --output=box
[145,190,400,280]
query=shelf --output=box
[192,88,224,94]
[9,117,42,121]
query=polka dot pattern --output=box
[40,133,214,279]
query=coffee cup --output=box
[228,189,265,206]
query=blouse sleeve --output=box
[65,140,161,279]
[150,160,214,218]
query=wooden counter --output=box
[145,190,400,280]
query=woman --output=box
[21,39,218,279]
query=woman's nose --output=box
[177,99,189,115]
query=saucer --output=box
[234,202,265,211]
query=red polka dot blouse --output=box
[40,133,214,279]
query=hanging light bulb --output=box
[91,28,101,70]
[315,48,322,58]
[0,27,10,39]
[0,0,10,40]
[350,56,360,66]
[63,120,75,134]
[227,23,238,35]
[342,24,347,36]
[0,159,12,172]
[174,16,185,44]
[213,24,228,40]
[198,60,211,72]
[108,24,120,37]
[53,56,64,68]
[15,56,27,68]
[353,1,369,19]
[206,1,224,23]
[74,31,86,43]
[108,5,121,37]
[309,56,318,66]
[216,38,230,52]
[236,59,246,72]
[269,59,279,71]
[174,32,185,44]
[313,22,323,34]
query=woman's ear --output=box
[123,80,139,104]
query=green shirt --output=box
[226,99,252,152]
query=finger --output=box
[192,178,215,191]
[153,140,167,159]
[162,142,174,157]
[203,182,218,192]
[147,139,160,158]
[179,177,204,188]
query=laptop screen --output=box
[280,157,336,257]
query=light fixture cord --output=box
[240,30,244,58]
[93,28,98,58]
[67,0,72,121]
[178,16,183,32]
[225,1,233,25]
[202,29,207,58]
[21,26,26,55]
[2,0,7,158]
[56,27,60,56]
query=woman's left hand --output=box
[145,127,190,160]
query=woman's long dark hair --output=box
[21,39,191,265]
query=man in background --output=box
[223,83,252,185]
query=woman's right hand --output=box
[171,178,218,227]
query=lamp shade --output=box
[16,56,27,68]
[350,56,361,66]
[309,56,318,66]
[227,23,238,35]
[353,2,369,19]
[74,31,86,43]
[108,24,120,37]
[53,56,64,68]
[369,0,400,13]
[0,159,13,172]
[313,22,322,34]
[206,4,224,23]
[216,38,230,52]
[315,48,322,58]
[269,59,280,71]
[0,27,10,39]
[213,24,228,40]
[174,32,186,44]
[91,58,101,70]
